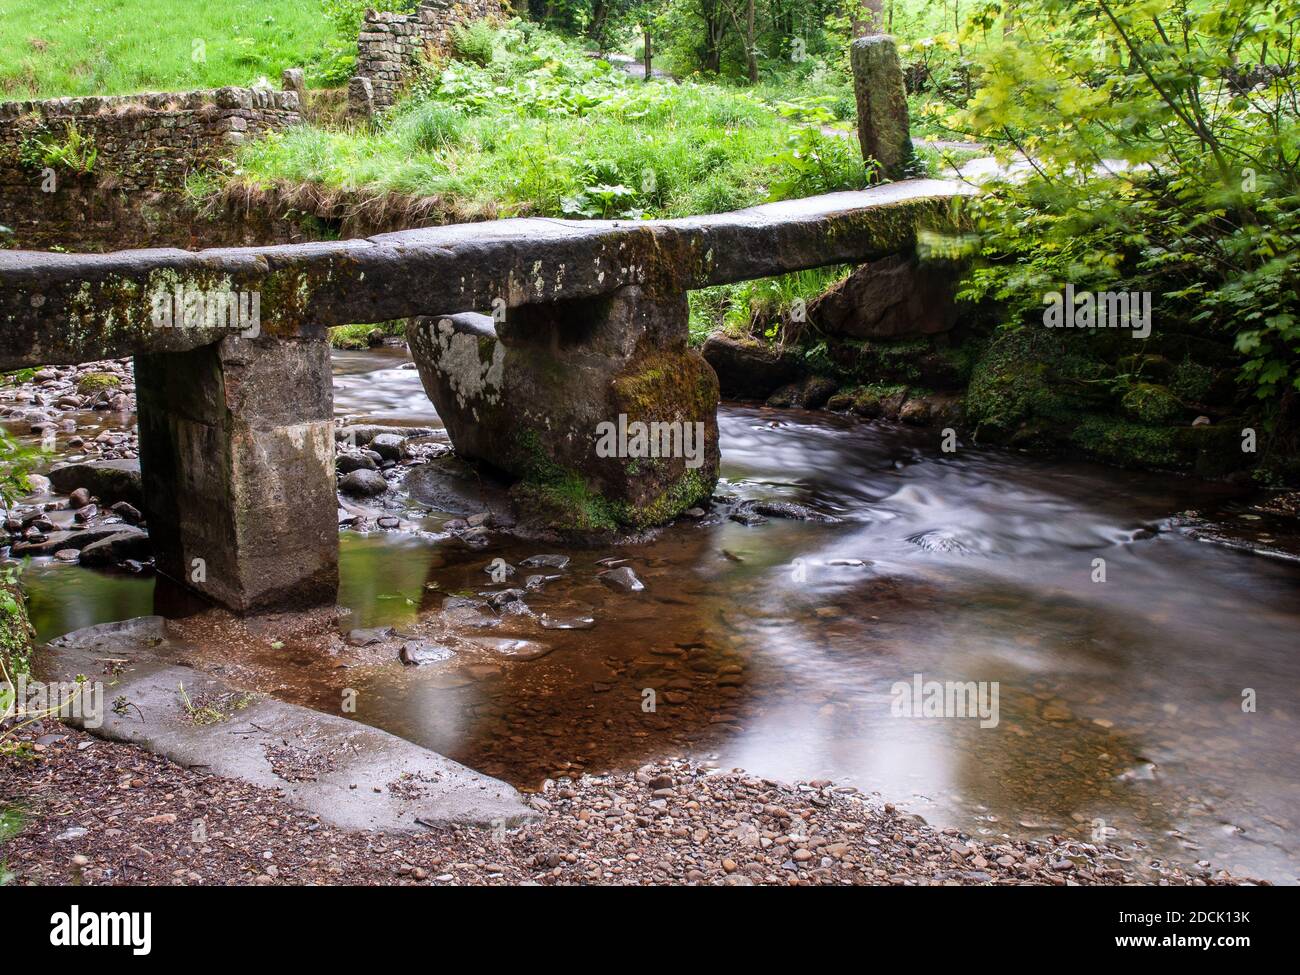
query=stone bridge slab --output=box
[0,180,970,369]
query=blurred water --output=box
[18,350,1299,883]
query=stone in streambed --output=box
[79,529,151,566]
[11,525,142,556]
[407,302,719,535]
[599,566,645,592]
[337,453,378,474]
[539,615,595,630]
[742,500,841,523]
[466,637,552,661]
[520,554,570,570]
[338,468,388,497]
[347,626,395,647]
[369,433,405,462]
[110,501,142,524]
[399,641,454,666]
[47,460,142,508]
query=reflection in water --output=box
[16,350,1300,884]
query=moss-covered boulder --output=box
[1120,382,1182,425]
[76,371,120,395]
[965,326,1111,447]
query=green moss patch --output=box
[76,371,120,395]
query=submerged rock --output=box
[539,615,596,630]
[79,529,151,566]
[346,626,395,647]
[742,500,842,523]
[520,554,570,570]
[404,455,512,519]
[466,636,553,661]
[441,596,500,629]
[599,566,645,592]
[399,641,454,666]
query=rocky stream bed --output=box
[3,350,1297,886]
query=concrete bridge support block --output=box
[407,284,720,534]
[134,337,339,612]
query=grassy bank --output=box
[0,0,337,100]
[231,22,871,222]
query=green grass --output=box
[688,265,852,345]
[329,322,404,349]
[0,0,337,100]
[231,22,874,221]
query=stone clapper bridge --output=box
[1,179,970,613]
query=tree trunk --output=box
[744,0,758,83]
[703,0,723,74]
[853,0,885,36]
[643,30,653,82]
[588,1,609,49]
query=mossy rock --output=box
[76,372,120,395]
[510,474,619,536]
[850,388,883,418]
[1120,382,1182,425]
[827,336,932,385]
[1069,415,1183,469]
[1170,357,1214,404]
[966,326,1110,445]
[850,383,909,419]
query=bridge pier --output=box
[408,283,720,533]
[135,337,339,612]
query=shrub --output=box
[19,121,97,174]
[451,21,496,67]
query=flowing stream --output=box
[13,347,1300,884]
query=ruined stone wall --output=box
[0,87,301,192]
[0,86,302,250]
[350,0,504,116]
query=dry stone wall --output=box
[0,87,301,192]
[350,0,504,116]
[0,86,301,250]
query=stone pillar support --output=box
[135,337,338,612]
[851,34,913,180]
[407,284,720,535]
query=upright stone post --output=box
[407,282,720,535]
[851,35,913,180]
[135,337,338,612]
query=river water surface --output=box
[16,348,1300,884]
